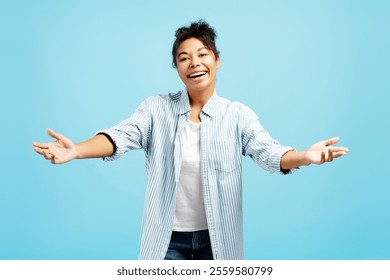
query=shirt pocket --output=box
[209,140,240,172]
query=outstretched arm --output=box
[33,128,115,164]
[280,137,349,170]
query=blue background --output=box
[1,0,389,259]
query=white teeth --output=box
[189,71,207,78]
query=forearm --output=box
[76,134,115,159]
[280,150,310,170]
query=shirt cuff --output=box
[96,130,120,161]
[269,146,299,175]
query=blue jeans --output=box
[164,229,214,260]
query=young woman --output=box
[33,20,349,260]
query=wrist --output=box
[74,144,83,159]
[302,151,311,166]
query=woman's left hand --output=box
[304,137,349,165]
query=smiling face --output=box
[176,37,220,98]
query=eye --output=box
[179,57,188,62]
[199,53,208,57]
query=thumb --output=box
[46,128,62,141]
[324,137,340,146]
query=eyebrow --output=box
[177,47,208,57]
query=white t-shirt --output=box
[172,119,208,232]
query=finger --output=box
[42,149,49,159]
[322,149,332,162]
[51,156,57,164]
[324,137,340,146]
[330,147,349,153]
[47,128,62,141]
[321,151,325,163]
[328,150,333,162]
[328,147,349,155]
[50,154,64,164]
[32,142,49,149]
[332,151,348,158]
[42,149,54,160]
[34,147,45,155]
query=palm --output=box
[305,137,348,165]
[47,137,76,163]
[33,129,78,164]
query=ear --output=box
[216,57,220,69]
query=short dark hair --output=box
[172,20,220,68]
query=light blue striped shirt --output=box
[97,89,296,260]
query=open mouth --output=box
[187,71,207,79]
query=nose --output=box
[190,55,200,68]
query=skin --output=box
[33,129,114,164]
[33,37,349,167]
[176,37,220,122]
[280,137,349,169]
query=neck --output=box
[187,87,214,109]
[187,87,214,123]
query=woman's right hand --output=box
[33,128,79,164]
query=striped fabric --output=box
[97,89,296,260]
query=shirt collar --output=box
[201,90,218,118]
[176,88,219,118]
[176,89,191,115]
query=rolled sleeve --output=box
[267,146,298,175]
[241,104,298,175]
[96,98,152,161]
[95,129,128,161]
